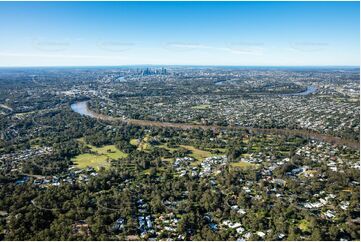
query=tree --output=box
[311,227,322,241]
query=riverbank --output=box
[71,101,359,150]
[282,86,317,96]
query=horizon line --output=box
[0,64,359,68]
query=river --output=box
[282,86,317,96]
[71,86,317,117]
[70,94,358,150]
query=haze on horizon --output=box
[0,1,359,67]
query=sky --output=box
[0,1,359,66]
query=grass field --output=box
[157,144,179,152]
[157,143,222,164]
[72,153,111,170]
[30,138,42,148]
[73,140,128,170]
[298,219,311,232]
[251,145,261,152]
[161,157,174,162]
[230,161,257,169]
[302,169,318,177]
[88,144,128,160]
[130,136,152,152]
[179,145,218,162]
[191,104,210,110]
[130,139,139,146]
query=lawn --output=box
[206,147,227,153]
[156,144,222,164]
[72,153,110,170]
[88,144,128,160]
[230,161,257,169]
[191,104,210,110]
[251,145,261,152]
[265,135,275,141]
[130,139,139,146]
[73,140,128,170]
[130,135,152,152]
[139,142,152,151]
[302,170,318,176]
[298,219,311,232]
[179,145,216,161]
[157,144,179,152]
[161,157,174,162]
[278,151,291,156]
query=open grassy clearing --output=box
[156,143,225,165]
[130,135,152,152]
[251,145,261,152]
[230,161,258,169]
[179,145,217,161]
[72,153,110,170]
[238,135,305,160]
[265,135,274,141]
[298,219,311,232]
[161,157,174,162]
[29,138,42,148]
[191,104,210,110]
[88,144,128,160]
[302,169,318,176]
[73,139,128,170]
[241,153,251,158]
[205,147,228,153]
[130,139,139,146]
[157,144,179,152]
[139,143,152,151]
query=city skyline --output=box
[0,1,359,66]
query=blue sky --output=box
[0,1,359,66]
